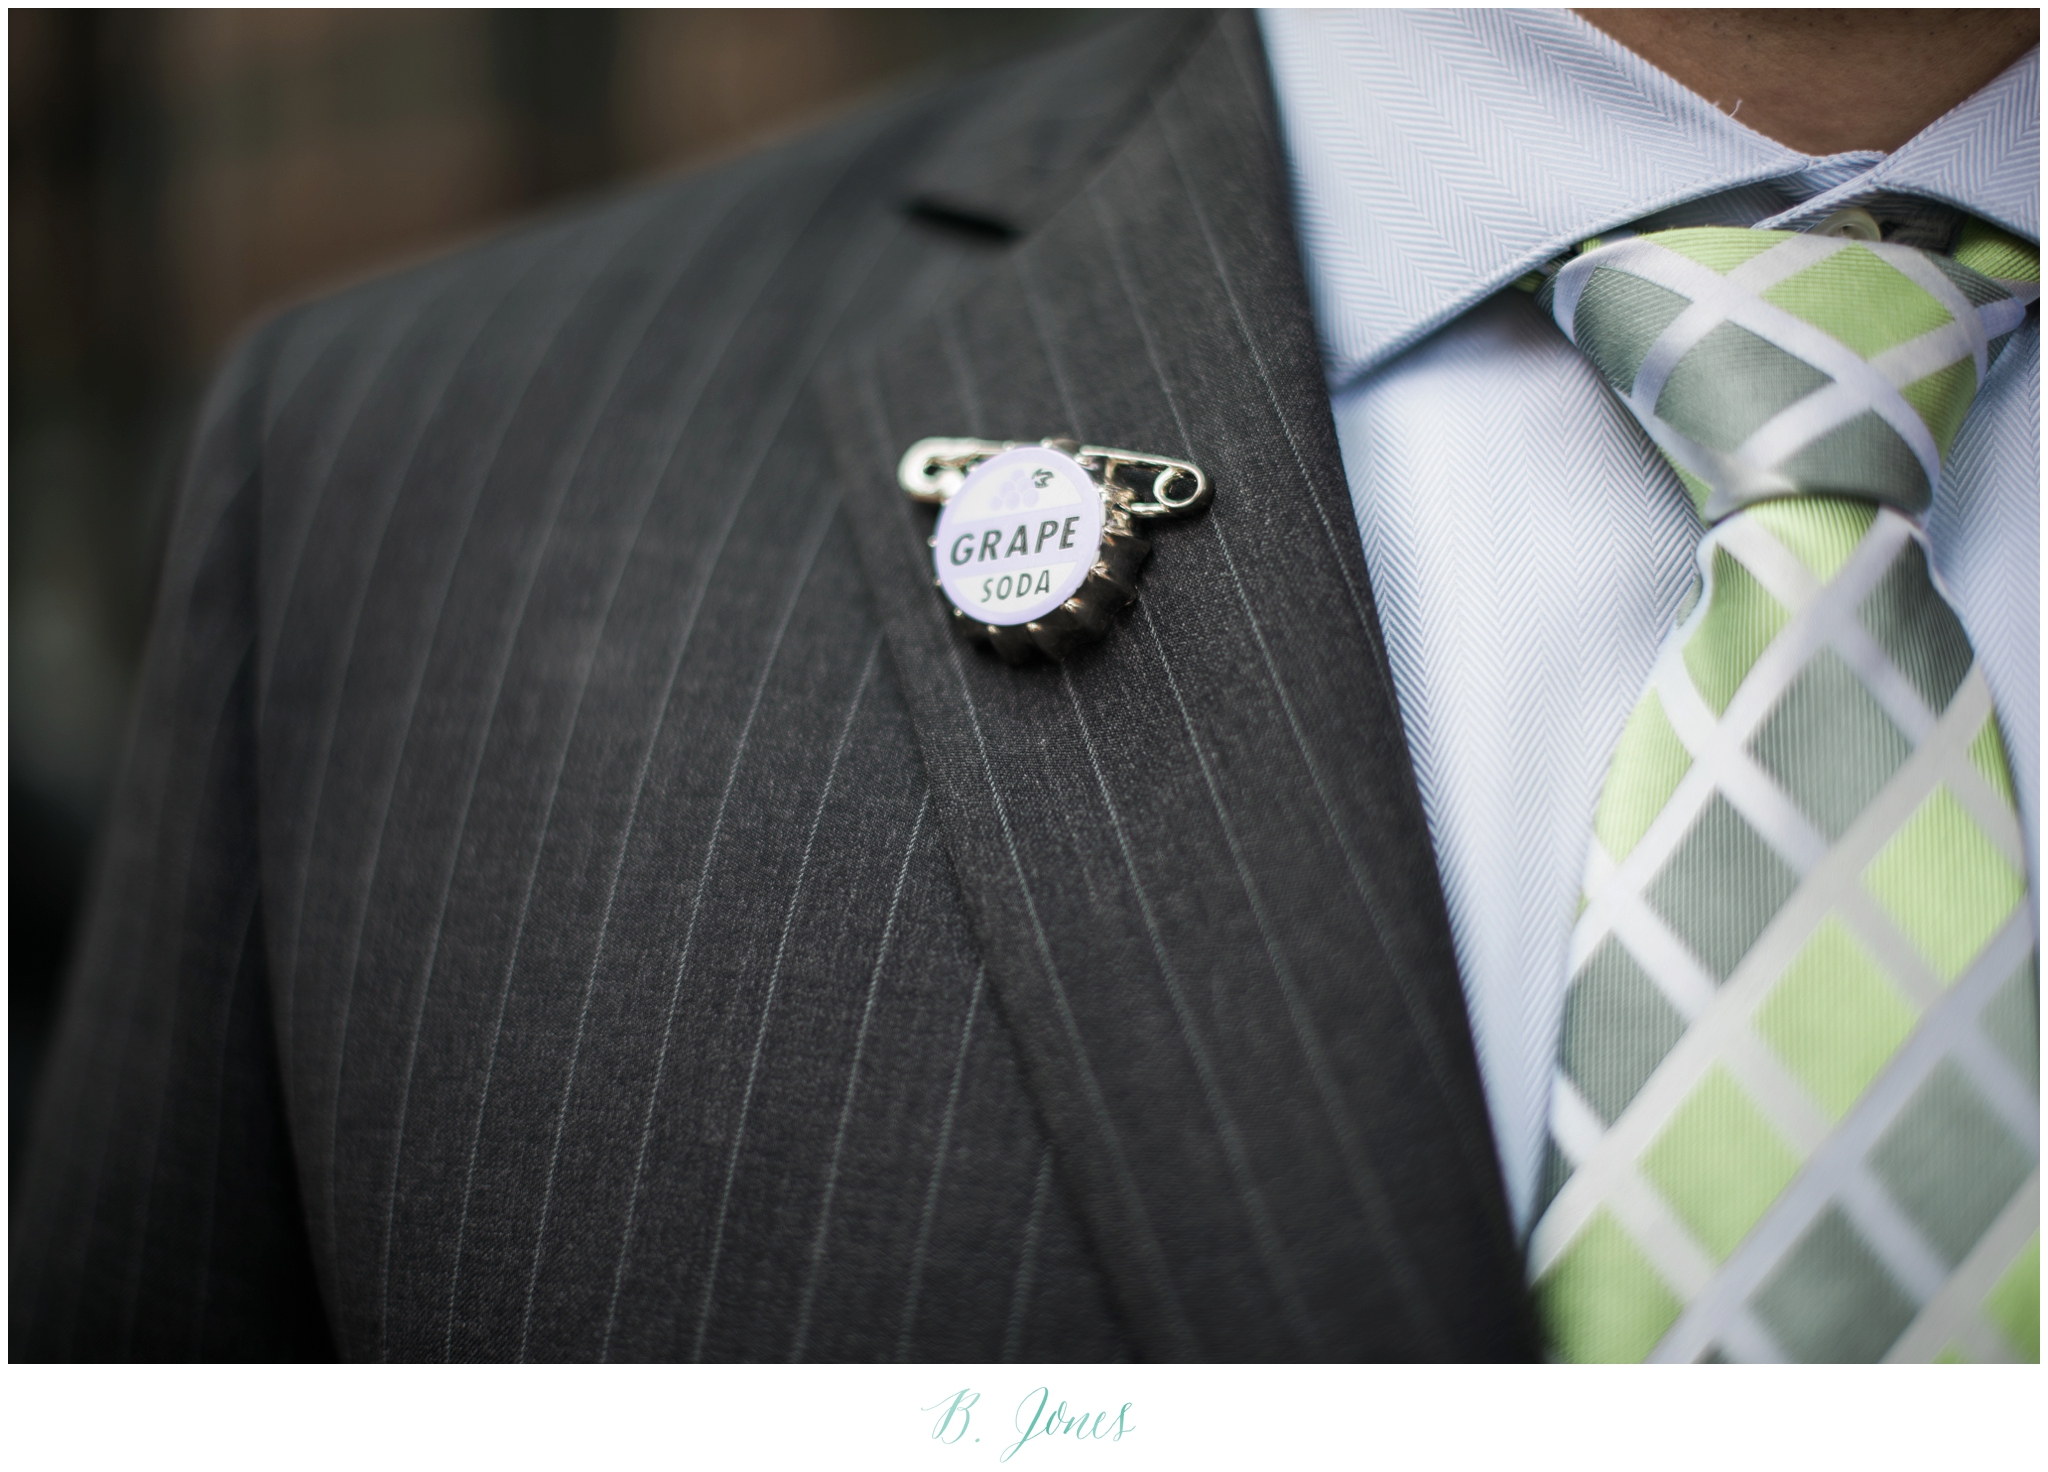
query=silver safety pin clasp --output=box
[898,437,1211,519]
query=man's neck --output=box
[1574,8,2039,154]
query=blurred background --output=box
[9,7,1090,1174]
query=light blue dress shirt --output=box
[1259,8,2039,1232]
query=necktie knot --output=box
[1548,225,2036,524]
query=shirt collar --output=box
[1260,10,2041,391]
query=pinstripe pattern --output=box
[828,16,1528,1359]
[335,203,709,1340]
[15,327,328,1358]
[894,959,987,1364]
[788,790,928,1362]
[14,13,1526,1361]
[1085,186,1427,1323]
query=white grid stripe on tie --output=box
[1833,885,1948,1010]
[1872,321,1983,390]
[1548,1073,1609,1167]
[1604,1164,1717,1299]
[1558,236,1949,497]
[1832,1165,1953,1301]
[1944,730,2032,876]
[1881,247,1993,384]
[1573,509,1927,959]
[1604,893,1720,1019]
[1717,1027,1831,1153]
[1643,904,2037,1360]
[1882,1173,2040,1363]
[1531,661,2014,1282]
[1714,1308,1792,1363]
[1711,513,1823,608]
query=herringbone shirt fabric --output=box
[1260,8,2039,1232]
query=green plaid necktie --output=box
[1529,220,2041,1362]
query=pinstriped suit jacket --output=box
[13,11,1536,1361]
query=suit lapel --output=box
[821,11,1535,1359]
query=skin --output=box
[1574,9,2040,154]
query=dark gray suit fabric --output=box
[828,18,1532,1361]
[13,12,1535,1361]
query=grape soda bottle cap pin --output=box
[898,437,1212,662]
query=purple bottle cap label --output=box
[932,447,1103,626]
